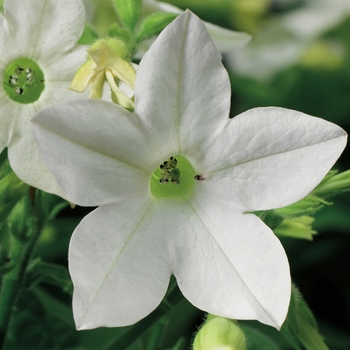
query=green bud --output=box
[274,216,317,241]
[193,314,246,350]
[313,169,350,198]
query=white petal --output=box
[0,95,12,152]
[37,80,88,108]
[6,102,63,196]
[135,11,231,168]
[31,99,153,206]
[42,46,88,82]
[4,0,85,61]
[196,107,347,211]
[173,196,291,328]
[69,199,171,329]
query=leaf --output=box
[0,171,29,223]
[274,195,330,217]
[239,323,282,350]
[0,262,16,277]
[27,259,73,295]
[281,285,330,350]
[78,23,99,45]
[113,0,142,32]
[136,12,178,43]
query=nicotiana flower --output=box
[0,0,88,195]
[69,38,136,110]
[31,11,347,330]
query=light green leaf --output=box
[113,0,142,32]
[136,12,178,43]
[78,23,99,45]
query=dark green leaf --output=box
[281,285,329,350]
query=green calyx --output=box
[3,58,45,104]
[150,155,196,200]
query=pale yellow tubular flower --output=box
[70,38,136,109]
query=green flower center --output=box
[3,58,45,104]
[150,155,196,199]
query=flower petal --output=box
[4,0,85,61]
[135,10,231,166]
[5,101,63,196]
[173,196,291,329]
[31,99,153,206]
[69,199,171,329]
[195,107,347,211]
[42,45,88,82]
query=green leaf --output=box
[281,285,330,350]
[113,0,142,33]
[167,338,186,350]
[136,12,179,43]
[78,23,99,45]
[239,324,282,350]
[6,289,78,349]
[27,259,73,295]
[0,171,29,223]
[0,263,16,277]
[274,195,330,217]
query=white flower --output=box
[31,11,347,330]
[0,0,87,195]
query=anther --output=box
[15,66,24,74]
[14,87,24,95]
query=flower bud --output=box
[70,38,136,110]
[193,314,246,350]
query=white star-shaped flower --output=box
[31,11,347,330]
[0,0,87,195]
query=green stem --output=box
[105,283,184,350]
[0,208,42,349]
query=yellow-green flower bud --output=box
[70,38,136,110]
[193,314,246,350]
